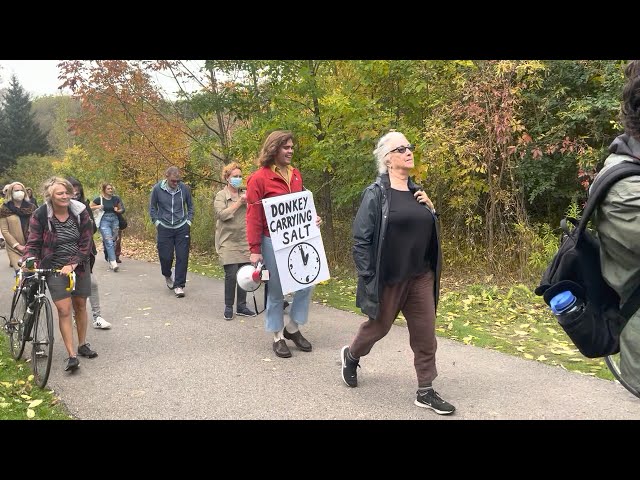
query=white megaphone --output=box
[236,262,268,292]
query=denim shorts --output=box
[46,271,91,302]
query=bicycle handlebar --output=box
[13,269,75,292]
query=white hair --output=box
[373,131,407,174]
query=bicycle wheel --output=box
[31,297,54,389]
[605,353,640,399]
[8,286,28,360]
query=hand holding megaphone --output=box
[237,262,269,292]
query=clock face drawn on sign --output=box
[288,242,321,285]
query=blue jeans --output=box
[261,236,314,332]
[99,213,119,262]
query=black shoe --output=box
[283,328,312,352]
[236,305,256,317]
[223,306,234,320]
[341,345,359,388]
[78,343,98,358]
[273,339,292,358]
[65,356,80,371]
[415,388,456,415]
[116,257,122,263]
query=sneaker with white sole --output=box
[110,260,119,272]
[174,287,185,298]
[414,388,455,415]
[93,316,112,329]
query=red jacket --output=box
[245,165,304,254]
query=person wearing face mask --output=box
[214,162,256,320]
[0,182,37,272]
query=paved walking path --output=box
[1,249,638,420]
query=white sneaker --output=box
[93,316,112,329]
[174,287,185,298]
[110,260,119,272]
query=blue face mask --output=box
[229,177,242,189]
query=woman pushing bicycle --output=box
[21,177,98,372]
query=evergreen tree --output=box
[0,75,50,174]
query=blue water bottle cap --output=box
[550,290,575,314]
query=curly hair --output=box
[221,162,241,182]
[256,130,294,167]
[621,60,640,139]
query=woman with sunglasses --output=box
[340,131,455,415]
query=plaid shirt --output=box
[22,201,94,273]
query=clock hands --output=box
[300,245,309,266]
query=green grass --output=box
[0,334,73,420]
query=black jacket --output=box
[352,173,442,319]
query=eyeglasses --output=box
[386,144,415,155]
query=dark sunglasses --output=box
[387,144,415,155]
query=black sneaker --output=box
[415,389,456,415]
[223,306,234,320]
[341,345,359,388]
[78,343,98,358]
[65,356,80,371]
[236,305,256,317]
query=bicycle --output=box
[3,260,75,389]
[605,353,640,399]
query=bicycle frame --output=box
[5,267,75,389]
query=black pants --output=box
[224,263,249,308]
[156,223,190,288]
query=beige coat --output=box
[0,213,27,269]
[214,188,250,265]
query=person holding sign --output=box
[214,162,256,320]
[246,130,322,359]
[341,131,455,415]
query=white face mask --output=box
[12,191,25,201]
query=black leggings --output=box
[224,263,249,308]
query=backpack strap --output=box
[583,159,640,319]
[576,161,640,236]
[621,283,640,319]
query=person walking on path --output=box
[22,177,98,372]
[341,130,455,415]
[245,130,322,358]
[0,182,36,272]
[68,177,111,330]
[149,166,194,298]
[594,60,640,393]
[90,182,124,272]
[214,162,256,320]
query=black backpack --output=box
[535,161,640,358]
